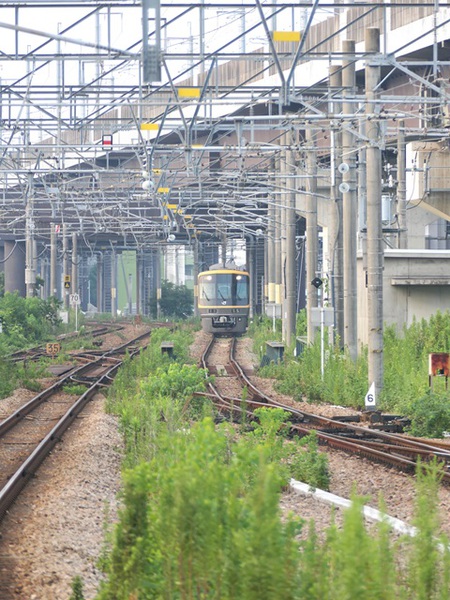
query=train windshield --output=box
[199,273,249,306]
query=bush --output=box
[404,390,450,438]
[97,323,450,599]
[96,419,303,600]
[0,292,62,353]
[149,279,193,319]
[291,431,330,490]
[251,310,450,416]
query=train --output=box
[197,264,250,335]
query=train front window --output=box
[199,273,249,306]
[215,275,232,304]
[200,280,215,304]
[235,276,248,305]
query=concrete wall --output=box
[357,249,450,346]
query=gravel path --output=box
[1,327,450,599]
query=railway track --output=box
[0,329,151,522]
[200,335,450,483]
[6,321,125,364]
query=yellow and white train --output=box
[197,266,250,335]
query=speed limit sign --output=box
[70,293,80,304]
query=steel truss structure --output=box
[0,0,450,254]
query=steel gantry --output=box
[1,1,450,392]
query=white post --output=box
[321,306,325,379]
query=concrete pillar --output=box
[397,121,408,249]
[267,190,276,304]
[220,233,227,265]
[365,27,384,393]
[358,110,367,258]
[4,240,26,296]
[111,249,117,318]
[193,239,199,316]
[97,253,104,313]
[329,65,344,345]
[285,145,297,347]
[342,39,358,361]
[25,209,36,298]
[246,240,255,319]
[63,224,70,309]
[274,153,282,308]
[50,224,58,298]
[42,256,49,299]
[71,233,78,295]
[33,241,39,296]
[281,138,288,341]
[155,247,161,320]
[136,251,142,316]
[306,128,318,345]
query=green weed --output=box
[63,384,89,396]
[69,575,85,600]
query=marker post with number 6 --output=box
[365,382,376,410]
[70,293,80,332]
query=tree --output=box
[150,280,193,320]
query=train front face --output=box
[198,269,250,335]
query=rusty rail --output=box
[200,335,450,482]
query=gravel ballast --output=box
[1,327,450,598]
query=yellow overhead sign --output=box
[140,123,159,130]
[158,187,170,193]
[178,87,201,98]
[272,31,301,42]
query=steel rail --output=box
[229,338,450,458]
[6,322,124,363]
[200,336,450,483]
[0,330,151,521]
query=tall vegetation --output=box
[92,323,450,598]
[149,279,194,320]
[253,310,450,436]
[0,293,62,398]
[0,292,61,353]
[97,325,329,598]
